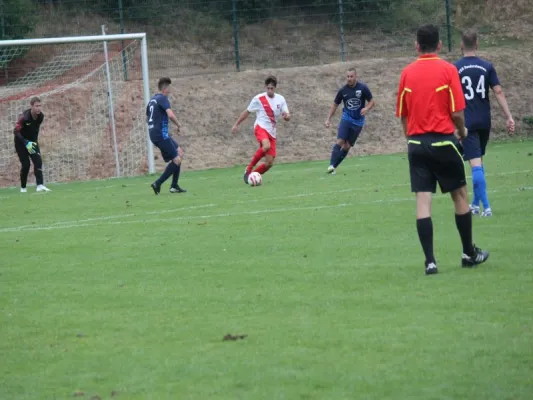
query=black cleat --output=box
[425,261,438,275]
[169,186,187,193]
[461,245,489,268]
[243,170,250,184]
[151,182,161,195]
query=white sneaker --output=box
[469,205,480,215]
[36,184,51,192]
[327,165,336,175]
[481,208,492,217]
[20,188,27,193]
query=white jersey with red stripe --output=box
[247,92,289,138]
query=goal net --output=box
[0,33,153,188]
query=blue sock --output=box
[157,162,178,185]
[472,166,489,209]
[171,164,181,188]
[330,144,341,167]
[335,148,349,168]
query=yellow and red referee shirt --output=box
[396,54,466,136]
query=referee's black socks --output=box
[416,217,435,264]
[455,212,474,256]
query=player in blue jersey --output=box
[455,30,515,216]
[324,67,375,174]
[147,77,186,195]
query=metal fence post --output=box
[232,0,240,72]
[338,0,346,62]
[445,0,452,52]
[118,0,128,80]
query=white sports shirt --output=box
[247,92,289,138]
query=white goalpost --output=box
[0,32,154,188]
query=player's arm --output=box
[166,109,181,131]
[325,89,343,128]
[396,72,409,137]
[361,87,375,116]
[493,85,515,134]
[488,65,514,134]
[449,69,467,140]
[231,110,250,134]
[13,115,37,154]
[281,101,290,121]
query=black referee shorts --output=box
[408,133,466,194]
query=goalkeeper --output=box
[13,97,51,192]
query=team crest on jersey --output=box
[355,90,362,98]
[277,104,281,109]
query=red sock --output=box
[255,163,270,175]
[247,148,265,173]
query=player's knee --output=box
[266,158,275,167]
[20,160,30,171]
[342,143,352,151]
[336,138,345,146]
[262,143,271,152]
[172,156,182,166]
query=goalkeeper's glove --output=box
[25,141,37,154]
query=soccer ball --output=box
[248,171,262,186]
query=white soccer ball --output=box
[248,171,262,186]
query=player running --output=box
[147,77,186,195]
[13,97,51,193]
[455,30,515,217]
[232,75,290,184]
[324,68,375,174]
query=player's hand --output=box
[324,120,331,128]
[25,141,37,154]
[282,112,291,121]
[178,147,184,158]
[507,117,515,135]
[360,107,368,116]
[231,124,239,134]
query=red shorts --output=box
[255,125,276,157]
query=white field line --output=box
[2,204,216,231]
[0,203,353,233]
[0,169,529,193]
[2,187,532,234]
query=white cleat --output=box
[469,204,480,215]
[20,188,27,193]
[481,208,492,217]
[327,165,336,175]
[36,184,51,192]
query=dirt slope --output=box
[158,48,533,171]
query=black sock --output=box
[156,162,177,186]
[335,148,350,168]
[416,217,435,264]
[329,144,341,166]
[20,163,30,188]
[171,164,181,188]
[455,212,474,255]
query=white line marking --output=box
[1,204,216,232]
[0,203,352,233]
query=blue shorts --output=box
[462,129,490,161]
[153,137,178,162]
[338,119,363,146]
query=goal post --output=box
[0,32,154,188]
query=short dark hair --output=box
[265,75,277,87]
[30,96,41,105]
[417,24,440,53]
[347,67,356,74]
[462,29,478,51]
[158,77,171,91]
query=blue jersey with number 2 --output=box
[147,93,170,141]
[454,56,500,130]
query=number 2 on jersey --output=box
[462,75,486,100]
[148,105,154,122]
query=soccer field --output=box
[1,141,532,400]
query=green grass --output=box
[1,142,533,400]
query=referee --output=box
[396,24,489,275]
